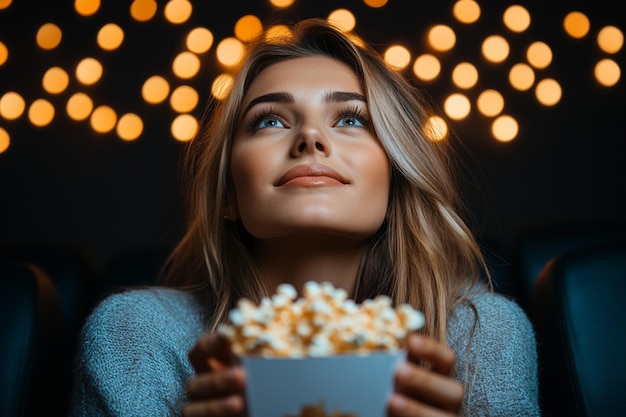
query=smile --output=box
[276,164,348,187]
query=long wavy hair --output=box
[163,18,488,343]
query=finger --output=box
[388,393,459,417]
[182,395,245,417]
[189,332,235,373]
[407,334,456,376]
[394,362,464,412]
[187,367,246,400]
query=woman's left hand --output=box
[388,334,464,417]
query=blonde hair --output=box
[163,19,488,343]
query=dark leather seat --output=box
[530,241,626,417]
[0,262,64,417]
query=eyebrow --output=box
[241,90,367,119]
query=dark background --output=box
[1,0,624,271]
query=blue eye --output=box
[336,115,365,127]
[257,117,284,129]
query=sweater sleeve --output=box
[69,288,206,417]
[447,290,540,417]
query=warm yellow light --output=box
[90,105,117,133]
[171,114,198,142]
[130,0,158,22]
[164,0,192,24]
[595,59,621,87]
[36,23,62,50]
[28,99,55,127]
[172,51,200,79]
[477,89,504,117]
[384,45,411,70]
[423,115,448,141]
[0,127,9,154]
[598,26,623,54]
[234,15,263,42]
[42,67,70,94]
[97,23,124,51]
[509,63,535,91]
[76,57,103,85]
[413,54,441,81]
[142,75,170,104]
[347,33,365,48]
[66,92,93,121]
[363,0,388,7]
[526,41,552,69]
[0,41,8,66]
[492,115,518,142]
[0,0,12,10]
[269,0,295,7]
[503,5,530,33]
[216,37,245,67]
[451,62,478,89]
[265,25,293,43]
[453,0,480,24]
[482,35,510,63]
[444,93,471,120]
[211,74,234,100]
[535,78,562,106]
[117,113,143,141]
[428,25,456,52]
[74,0,100,16]
[170,85,199,113]
[186,27,214,53]
[327,9,356,32]
[564,11,590,39]
[0,91,25,120]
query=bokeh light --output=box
[482,35,510,63]
[216,37,245,67]
[164,0,192,24]
[477,89,504,117]
[90,105,117,133]
[535,78,562,106]
[211,73,234,100]
[42,67,70,94]
[0,91,25,120]
[428,25,456,52]
[187,27,214,53]
[269,0,295,7]
[97,23,124,51]
[595,59,621,87]
[28,98,55,127]
[172,51,200,79]
[170,85,199,113]
[0,0,12,10]
[76,57,103,85]
[413,54,441,82]
[384,45,411,70]
[0,127,9,154]
[142,75,170,104]
[66,92,94,121]
[130,0,158,22]
[171,114,198,142]
[564,11,590,39]
[117,113,143,141]
[363,0,388,7]
[327,9,356,32]
[453,0,480,24]
[451,62,478,89]
[0,41,7,66]
[503,5,531,33]
[492,114,518,142]
[423,115,448,141]
[526,41,552,69]
[36,23,62,50]
[234,15,263,42]
[444,93,471,120]
[74,0,100,16]
[597,26,623,54]
[509,63,535,91]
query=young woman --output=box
[70,19,539,417]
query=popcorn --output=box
[219,281,425,357]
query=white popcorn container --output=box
[243,350,405,417]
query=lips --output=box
[276,164,348,187]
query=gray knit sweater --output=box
[69,287,540,416]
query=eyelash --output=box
[245,105,372,132]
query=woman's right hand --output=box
[183,332,247,417]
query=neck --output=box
[253,234,369,296]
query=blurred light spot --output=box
[482,35,509,63]
[164,0,192,24]
[327,9,356,32]
[90,105,117,133]
[170,85,199,113]
[142,75,170,104]
[428,25,456,52]
[211,73,234,100]
[130,0,158,22]
[444,93,471,120]
[74,0,100,16]
[187,27,214,53]
[97,23,124,51]
[216,37,244,67]
[413,54,441,81]
[535,78,562,106]
[28,99,54,127]
[526,41,552,69]
[42,66,70,94]
[0,127,9,154]
[235,15,263,42]
[0,0,12,10]
[36,23,62,50]
[452,62,478,89]
[503,5,530,33]
[453,0,480,24]
[363,0,388,7]
[66,92,93,120]
[76,57,103,85]
[477,89,504,117]
[595,58,621,87]
[509,63,535,91]
[265,25,293,42]
[117,113,143,141]
[384,45,411,70]
[0,91,25,120]
[597,26,623,54]
[492,115,518,142]
[347,33,365,48]
[0,41,8,66]
[423,115,448,141]
[564,11,590,39]
[171,114,198,142]
[269,0,295,7]
[173,51,200,79]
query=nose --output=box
[290,125,331,157]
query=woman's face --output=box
[230,55,390,241]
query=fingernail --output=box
[409,334,424,350]
[396,362,411,380]
[389,394,407,412]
